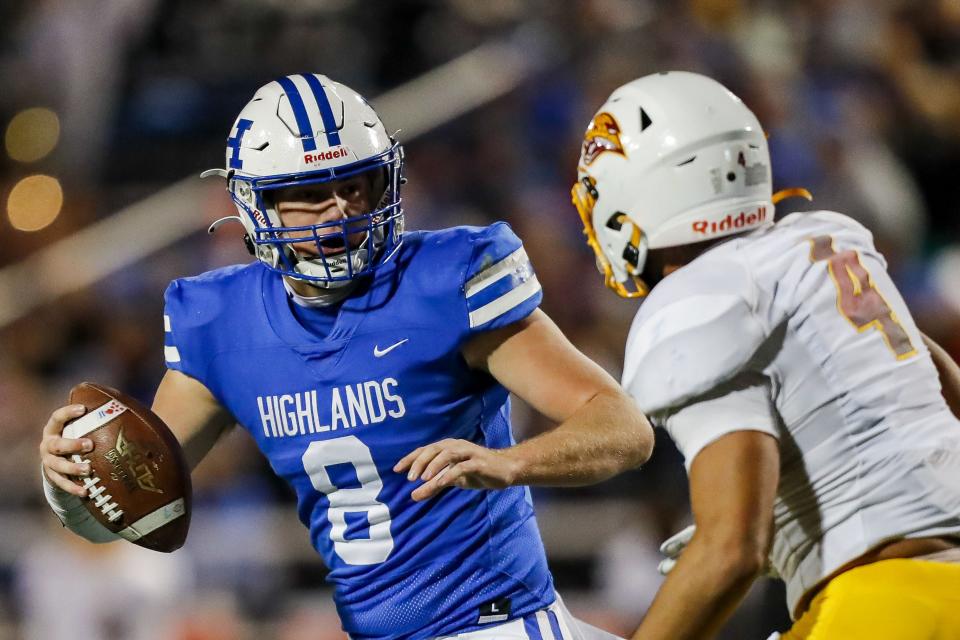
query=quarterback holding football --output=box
[40,74,653,640]
[573,71,960,639]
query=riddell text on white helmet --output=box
[692,206,768,237]
[304,147,349,164]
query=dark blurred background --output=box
[1,1,959,638]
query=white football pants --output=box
[432,594,625,640]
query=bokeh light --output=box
[7,175,63,231]
[932,247,960,313]
[5,107,60,163]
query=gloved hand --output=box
[657,524,695,575]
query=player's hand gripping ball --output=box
[64,382,192,552]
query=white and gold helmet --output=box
[573,71,783,297]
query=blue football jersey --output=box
[162,223,554,639]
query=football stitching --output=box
[72,453,124,523]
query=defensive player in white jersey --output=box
[572,71,960,639]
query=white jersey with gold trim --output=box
[621,211,960,617]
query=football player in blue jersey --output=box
[39,74,652,640]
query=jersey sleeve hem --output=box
[658,372,780,471]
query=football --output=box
[63,382,192,552]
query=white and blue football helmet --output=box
[204,74,404,286]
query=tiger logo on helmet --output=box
[581,112,626,166]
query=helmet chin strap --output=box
[292,250,366,289]
[283,275,358,305]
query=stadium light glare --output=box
[7,175,63,232]
[5,108,60,163]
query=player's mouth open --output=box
[295,232,366,258]
[319,236,348,255]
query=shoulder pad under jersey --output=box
[622,247,768,413]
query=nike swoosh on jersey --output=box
[373,339,409,357]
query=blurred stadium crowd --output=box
[1,0,959,638]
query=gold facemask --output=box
[571,175,648,298]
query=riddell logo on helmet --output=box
[692,206,767,236]
[251,209,268,227]
[304,147,348,163]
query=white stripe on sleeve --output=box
[164,346,182,363]
[465,246,530,298]
[468,275,541,328]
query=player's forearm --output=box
[922,333,960,420]
[632,536,763,640]
[503,389,653,486]
[152,369,234,471]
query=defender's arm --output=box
[632,430,779,640]
[396,309,653,499]
[922,333,960,420]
